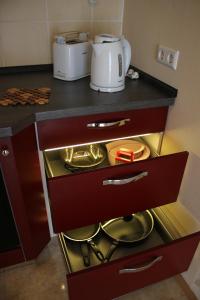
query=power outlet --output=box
[157,45,179,70]
[88,0,97,5]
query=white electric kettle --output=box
[90,34,131,92]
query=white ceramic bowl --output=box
[106,140,150,166]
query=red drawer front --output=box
[37,107,168,150]
[48,152,188,232]
[67,233,200,300]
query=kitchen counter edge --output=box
[0,65,177,138]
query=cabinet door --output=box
[0,167,20,252]
[37,107,168,150]
[0,165,24,268]
[0,125,50,261]
[48,152,188,232]
[0,249,24,268]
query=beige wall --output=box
[2,0,199,295]
[0,0,124,67]
[91,0,124,36]
[123,0,200,297]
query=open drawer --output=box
[59,202,200,300]
[44,134,188,232]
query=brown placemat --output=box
[0,87,51,106]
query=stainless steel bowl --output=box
[60,144,106,168]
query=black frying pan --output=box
[64,223,104,267]
[101,211,154,261]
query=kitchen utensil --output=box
[90,34,131,92]
[63,223,104,266]
[101,210,154,261]
[60,144,106,168]
[115,149,134,163]
[53,31,91,81]
[106,140,150,166]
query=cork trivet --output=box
[0,87,51,106]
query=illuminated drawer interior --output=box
[59,202,200,274]
[44,132,163,178]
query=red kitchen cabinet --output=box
[37,105,200,300]
[0,124,50,268]
[37,107,168,150]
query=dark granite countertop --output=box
[0,66,177,138]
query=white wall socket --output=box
[157,45,179,70]
[88,0,97,5]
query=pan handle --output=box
[80,243,90,267]
[119,256,163,274]
[105,240,119,262]
[103,171,148,186]
[87,239,105,262]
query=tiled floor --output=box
[0,237,196,300]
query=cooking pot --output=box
[60,144,106,168]
[101,210,154,261]
[64,223,104,267]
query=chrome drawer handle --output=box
[119,256,163,274]
[103,171,148,186]
[87,118,131,128]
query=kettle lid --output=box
[94,34,120,43]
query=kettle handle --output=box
[121,37,131,75]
